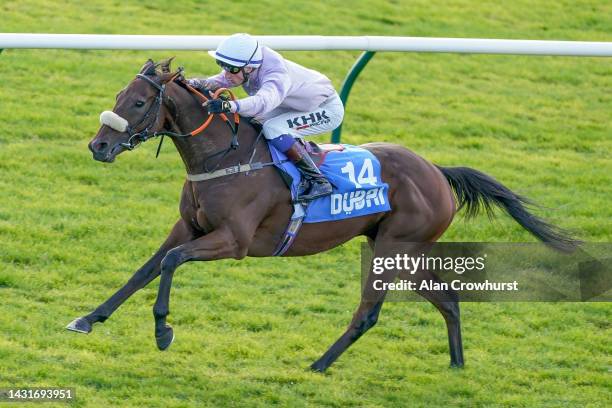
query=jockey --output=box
[188,33,344,202]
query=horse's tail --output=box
[436,165,580,252]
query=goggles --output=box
[216,60,242,74]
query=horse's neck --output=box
[168,89,268,174]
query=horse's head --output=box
[89,58,180,162]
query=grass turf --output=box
[0,1,610,406]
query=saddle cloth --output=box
[268,141,391,223]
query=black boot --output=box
[285,142,332,202]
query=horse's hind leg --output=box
[66,219,196,334]
[310,296,386,372]
[310,242,428,372]
[408,268,464,368]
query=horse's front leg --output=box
[66,219,196,334]
[153,227,241,350]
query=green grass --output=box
[0,1,611,407]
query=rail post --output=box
[331,51,375,143]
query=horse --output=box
[68,58,578,372]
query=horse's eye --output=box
[135,100,145,107]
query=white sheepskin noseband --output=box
[100,111,129,132]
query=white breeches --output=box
[262,93,344,140]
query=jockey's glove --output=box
[205,99,233,114]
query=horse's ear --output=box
[160,57,175,73]
[139,59,157,76]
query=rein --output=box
[109,70,274,179]
[116,72,242,170]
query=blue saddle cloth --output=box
[269,143,391,223]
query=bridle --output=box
[117,71,241,170]
[119,73,167,151]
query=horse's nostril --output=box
[95,141,108,152]
[89,139,109,155]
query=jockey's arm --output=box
[230,70,290,117]
[187,70,232,92]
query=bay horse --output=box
[68,59,578,371]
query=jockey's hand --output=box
[204,99,233,114]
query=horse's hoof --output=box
[156,326,174,351]
[66,317,92,334]
[450,362,465,369]
[310,360,328,373]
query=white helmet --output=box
[209,33,263,68]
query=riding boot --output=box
[285,142,333,202]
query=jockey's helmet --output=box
[208,33,263,71]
